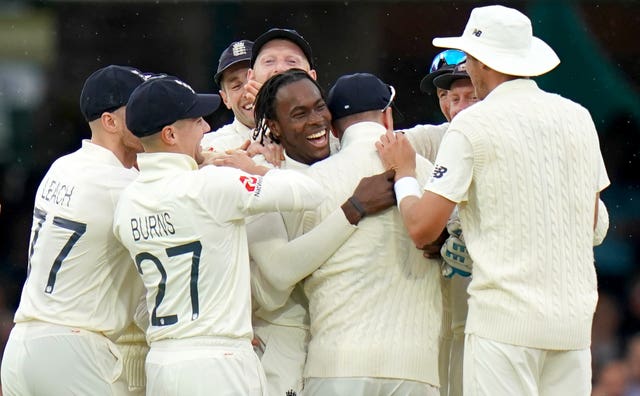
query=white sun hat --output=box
[432,5,560,77]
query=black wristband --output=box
[348,196,367,219]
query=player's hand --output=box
[375,130,416,181]
[353,168,397,215]
[246,141,284,168]
[211,150,269,176]
[421,228,448,259]
[243,79,263,108]
[440,215,473,278]
[341,169,396,225]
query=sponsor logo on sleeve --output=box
[239,176,257,192]
[432,165,448,179]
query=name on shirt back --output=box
[40,177,75,207]
[130,212,175,241]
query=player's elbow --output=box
[407,223,442,249]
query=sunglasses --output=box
[429,49,467,73]
[381,85,396,112]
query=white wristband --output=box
[394,176,421,208]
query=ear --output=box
[159,125,176,145]
[99,112,118,134]
[382,107,394,132]
[219,89,232,110]
[309,69,318,81]
[247,68,255,81]
[266,119,281,140]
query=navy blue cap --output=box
[327,73,395,121]
[214,40,253,87]
[250,28,314,69]
[126,76,221,137]
[433,62,470,90]
[79,65,146,122]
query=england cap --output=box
[327,73,395,121]
[250,28,314,69]
[79,65,146,122]
[214,40,253,87]
[126,75,221,138]
[433,61,470,90]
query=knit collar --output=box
[485,78,539,100]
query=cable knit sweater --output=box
[440,79,609,350]
[303,122,442,386]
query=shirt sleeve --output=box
[425,130,474,203]
[247,209,357,292]
[402,123,448,163]
[199,166,326,222]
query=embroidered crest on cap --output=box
[232,42,248,57]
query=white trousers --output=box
[463,334,591,396]
[254,320,307,396]
[1,322,129,395]
[302,377,439,396]
[145,337,266,396]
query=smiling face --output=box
[219,62,254,128]
[250,39,316,84]
[172,117,210,164]
[267,78,331,165]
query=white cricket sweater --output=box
[303,122,441,386]
[443,79,609,350]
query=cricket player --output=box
[401,49,467,163]
[211,68,397,396]
[113,75,326,395]
[297,72,441,395]
[377,5,609,395]
[1,65,147,395]
[201,39,255,153]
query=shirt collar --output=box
[82,139,129,168]
[340,121,387,148]
[231,118,255,141]
[282,152,309,170]
[486,78,538,100]
[136,152,198,181]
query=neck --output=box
[484,72,521,98]
[90,131,137,169]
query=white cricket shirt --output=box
[14,140,145,340]
[113,152,324,344]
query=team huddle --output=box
[0,5,610,396]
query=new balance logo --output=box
[472,28,482,37]
[432,165,448,178]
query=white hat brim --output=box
[433,35,560,77]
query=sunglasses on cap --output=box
[429,49,466,73]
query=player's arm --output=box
[401,123,448,163]
[376,129,459,247]
[249,169,397,291]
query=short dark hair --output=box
[252,68,324,145]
